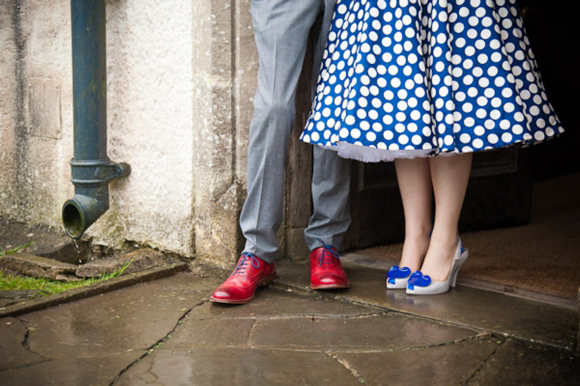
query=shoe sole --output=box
[309,283,351,290]
[209,272,277,305]
[406,249,469,295]
[209,296,254,305]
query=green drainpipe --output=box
[62,0,130,239]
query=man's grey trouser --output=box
[240,0,352,264]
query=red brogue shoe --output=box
[309,238,350,290]
[210,253,276,304]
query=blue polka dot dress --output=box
[300,0,564,162]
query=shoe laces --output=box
[233,252,261,276]
[316,238,340,267]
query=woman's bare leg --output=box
[394,158,433,271]
[420,153,472,281]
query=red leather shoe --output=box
[210,253,276,304]
[310,238,350,290]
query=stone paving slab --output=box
[0,272,221,386]
[336,336,501,385]
[195,287,380,319]
[0,253,78,280]
[20,274,215,358]
[115,348,356,386]
[248,313,476,351]
[0,317,46,372]
[164,288,479,352]
[0,352,142,386]
[119,279,488,385]
[468,338,580,386]
[274,261,578,350]
[0,263,578,385]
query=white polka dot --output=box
[473,138,484,148]
[460,133,471,143]
[501,132,513,142]
[512,124,523,135]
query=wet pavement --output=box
[1,260,579,385]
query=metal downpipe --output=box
[62,0,130,239]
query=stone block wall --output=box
[0,0,73,235]
[0,0,264,266]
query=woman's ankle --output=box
[420,237,459,281]
[399,233,430,271]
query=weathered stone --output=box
[163,318,255,349]
[0,253,76,280]
[21,273,215,359]
[0,290,41,301]
[1,0,198,258]
[0,352,141,386]
[193,287,377,320]
[0,317,46,372]
[274,261,579,351]
[116,348,356,386]
[0,290,44,308]
[0,219,90,264]
[0,266,578,384]
[249,313,476,351]
[469,338,580,385]
[75,248,175,278]
[336,337,502,385]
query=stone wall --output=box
[1,0,250,263]
[191,0,258,267]
[0,0,73,236]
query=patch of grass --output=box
[0,257,136,296]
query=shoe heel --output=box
[450,250,468,288]
[450,266,460,288]
[261,271,277,286]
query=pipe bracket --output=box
[70,159,131,186]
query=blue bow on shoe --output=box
[387,266,411,285]
[406,271,431,290]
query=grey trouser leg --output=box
[240,0,351,263]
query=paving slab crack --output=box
[16,316,51,360]
[319,332,493,355]
[193,311,386,322]
[109,300,207,385]
[0,317,53,373]
[325,352,366,384]
[245,318,257,347]
[463,336,506,385]
[0,357,56,374]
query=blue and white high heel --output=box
[386,266,412,289]
[406,239,469,295]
